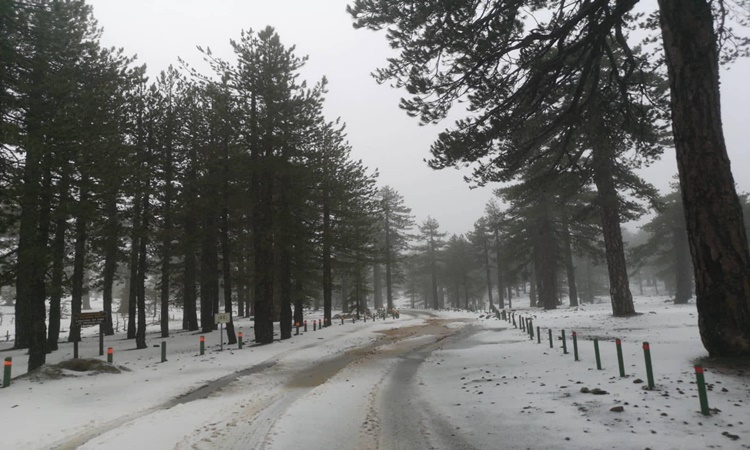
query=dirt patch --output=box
[24,358,129,382]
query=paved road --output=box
[60,310,483,449]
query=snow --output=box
[1,295,749,449]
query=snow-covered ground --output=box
[1,295,748,449]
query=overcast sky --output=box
[85,0,750,236]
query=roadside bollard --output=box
[572,331,579,361]
[107,347,114,363]
[548,328,553,348]
[695,366,710,415]
[314,320,317,331]
[341,316,344,325]
[238,332,243,349]
[529,320,534,340]
[536,326,541,344]
[561,329,568,354]
[512,314,517,328]
[200,336,205,355]
[594,338,602,370]
[304,320,308,332]
[643,342,655,389]
[616,338,625,377]
[161,341,167,362]
[3,357,11,388]
[295,322,300,336]
[521,316,526,332]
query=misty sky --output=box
[85,0,750,236]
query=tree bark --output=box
[68,179,89,344]
[322,192,332,325]
[658,0,750,355]
[562,218,579,307]
[673,203,692,304]
[384,214,394,311]
[482,236,494,310]
[592,146,635,316]
[48,168,69,350]
[135,187,149,350]
[494,228,505,309]
[101,191,118,336]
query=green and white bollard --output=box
[594,338,602,370]
[3,357,11,388]
[643,342,655,389]
[616,338,625,377]
[695,365,710,415]
[548,328,553,348]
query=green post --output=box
[643,342,655,389]
[594,338,602,370]
[512,314,517,328]
[304,320,308,332]
[520,316,525,332]
[561,329,568,354]
[107,347,113,363]
[238,332,243,349]
[695,366,710,415]
[3,357,11,388]
[572,331,579,361]
[616,338,625,377]
[536,326,541,344]
[200,336,205,356]
[529,319,534,340]
[161,341,167,363]
[548,328,553,348]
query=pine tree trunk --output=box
[494,228,505,308]
[658,0,750,355]
[429,239,439,310]
[384,215,394,311]
[237,250,246,317]
[68,180,89,344]
[219,121,236,344]
[200,210,219,334]
[482,237,494,309]
[278,174,293,340]
[673,205,693,304]
[253,173,275,343]
[593,147,635,316]
[101,192,117,336]
[322,193,333,325]
[48,169,69,350]
[536,199,557,310]
[562,219,579,307]
[135,189,149,350]
[373,264,383,309]
[127,190,141,340]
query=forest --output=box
[2,0,750,374]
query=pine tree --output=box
[378,186,414,311]
[349,0,750,356]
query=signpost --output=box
[215,312,230,351]
[73,311,107,359]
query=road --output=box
[64,311,482,449]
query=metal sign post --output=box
[73,311,107,359]
[215,313,230,351]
